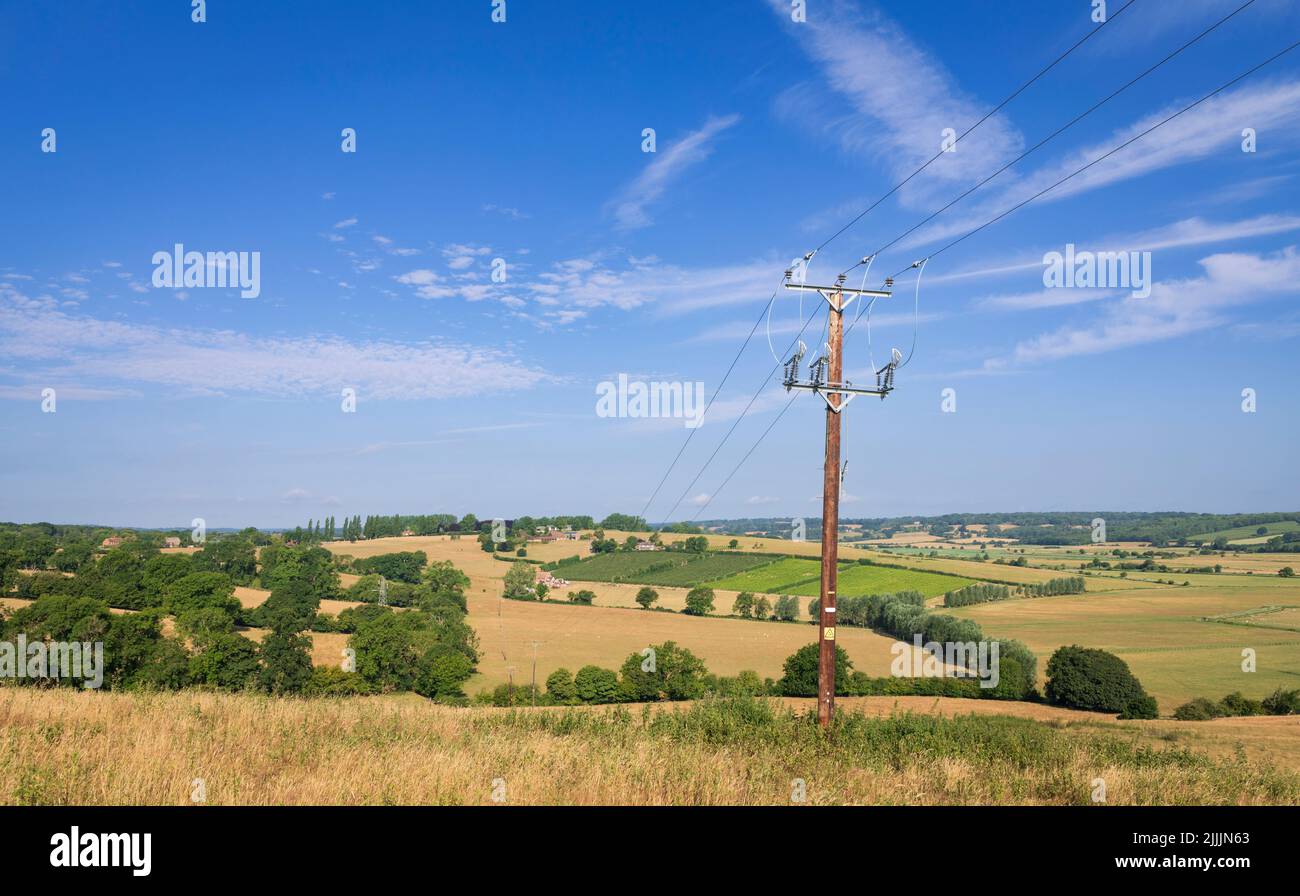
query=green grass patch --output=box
[557,551,772,586]
[639,554,775,586]
[707,558,972,597]
[708,557,821,593]
[555,552,696,582]
[783,564,973,598]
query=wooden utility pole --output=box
[782,269,894,728]
[817,289,844,727]
[528,640,545,707]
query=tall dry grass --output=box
[0,687,1296,805]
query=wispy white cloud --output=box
[931,213,1300,287]
[442,243,492,270]
[900,79,1300,252]
[977,288,1115,312]
[0,284,550,401]
[0,384,139,401]
[768,0,1023,209]
[482,204,529,220]
[987,247,1300,367]
[441,422,542,435]
[607,114,741,230]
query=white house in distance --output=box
[535,568,570,589]
[634,540,660,551]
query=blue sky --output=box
[2,0,1299,528]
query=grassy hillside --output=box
[3,688,1297,805]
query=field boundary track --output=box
[1202,605,1300,634]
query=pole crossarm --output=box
[783,280,891,313]
[783,379,889,410]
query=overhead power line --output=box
[688,392,802,522]
[814,0,1141,256]
[636,281,782,523]
[637,2,1141,523]
[852,0,1258,273]
[658,303,828,524]
[884,34,1300,280]
[685,34,1300,528]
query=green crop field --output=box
[557,551,771,586]
[553,552,695,582]
[707,558,971,598]
[707,557,821,593]
[638,553,774,586]
[783,563,974,598]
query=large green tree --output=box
[778,643,853,696]
[257,630,315,694]
[683,587,715,617]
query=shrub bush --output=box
[1173,697,1220,721]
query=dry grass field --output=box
[2,687,1296,805]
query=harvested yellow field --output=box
[860,531,934,546]
[324,533,584,569]
[606,530,826,557]
[239,628,350,668]
[466,589,949,691]
[851,549,1146,589]
[1,596,132,615]
[536,578,790,616]
[233,585,269,608]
